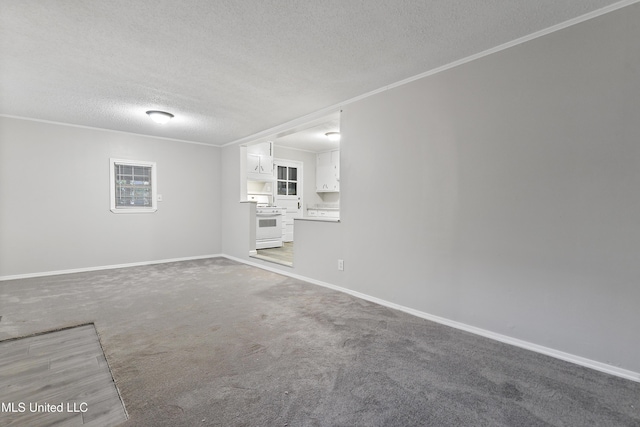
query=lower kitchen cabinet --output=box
[307,209,340,219]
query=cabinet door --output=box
[331,150,340,191]
[331,150,340,166]
[247,141,273,177]
[247,154,261,174]
[318,151,331,166]
[259,155,273,175]
[316,152,333,192]
[248,141,272,157]
[260,141,274,175]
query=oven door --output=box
[256,214,282,240]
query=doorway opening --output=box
[253,159,302,266]
[243,112,341,267]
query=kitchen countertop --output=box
[296,217,340,223]
[307,204,340,211]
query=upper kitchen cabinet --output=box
[316,149,340,192]
[247,141,274,181]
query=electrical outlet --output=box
[338,259,344,271]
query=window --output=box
[277,165,298,196]
[110,158,157,213]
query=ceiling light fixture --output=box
[146,110,174,124]
[325,132,340,142]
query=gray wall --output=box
[339,5,640,372]
[222,4,640,373]
[0,117,221,277]
[221,143,254,258]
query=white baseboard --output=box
[0,254,224,281]
[222,254,640,383]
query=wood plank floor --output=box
[255,241,294,266]
[0,324,127,427]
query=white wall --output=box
[222,4,640,373]
[0,117,221,277]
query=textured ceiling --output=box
[0,0,631,146]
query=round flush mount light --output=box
[146,110,174,124]
[325,132,340,142]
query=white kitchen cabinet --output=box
[307,209,340,218]
[316,149,340,192]
[247,141,274,180]
[280,208,293,242]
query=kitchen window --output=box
[110,158,157,213]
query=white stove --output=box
[255,204,285,250]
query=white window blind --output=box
[110,159,157,213]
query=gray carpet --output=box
[0,258,638,426]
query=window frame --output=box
[276,164,298,196]
[109,158,157,214]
